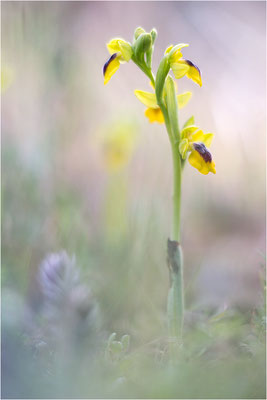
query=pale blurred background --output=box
[2,0,265,344]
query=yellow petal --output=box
[107,38,121,53]
[189,145,216,175]
[192,131,214,147]
[189,151,208,174]
[169,50,183,64]
[171,62,189,80]
[209,161,216,174]
[134,90,158,108]
[103,54,120,85]
[202,133,214,147]
[144,107,164,124]
[118,41,132,61]
[179,59,202,86]
[177,91,192,108]
[181,125,199,140]
[165,45,173,54]
[179,138,189,159]
[107,38,132,61]
[192,129,205,142]
[187,65,202,86]
[169,43,189,63]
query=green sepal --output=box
[179,138,189,159]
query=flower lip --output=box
[103,53,118,76]
[184,59,201,76]
[193,142,212,163]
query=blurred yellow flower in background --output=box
[1,64,14,93]
[101,120,138,172]
[100,119,138,244]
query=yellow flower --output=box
[1,65,14,93]
[134,88,192,124]
[101,121,138,172]
[179,125,216,174]
[145,107,165,124]
[103,39,132,85]
[166,44,202,87]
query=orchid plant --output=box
[103,27,216,352]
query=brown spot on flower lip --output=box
[184,59,201,75]
[193,142,212,163]
[103,53,117,76]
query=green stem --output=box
[157,99,182,242]
[132,56,155,87]
[167,128,184,350]
[158,78,184,355]
[164,76,182,243]
[171,144,182,242]
[167,139,184,360]
[136,56,184,355]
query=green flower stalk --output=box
[103,27,216,352]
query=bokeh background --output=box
[2,1,266,399]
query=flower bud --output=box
[150,28,157,44]
[134,26,146,40]
[134,33,152,59]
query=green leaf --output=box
[165,76,180,141]
[155,56,170,106]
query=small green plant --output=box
[105,332,130,363]
[103,27,216,353]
